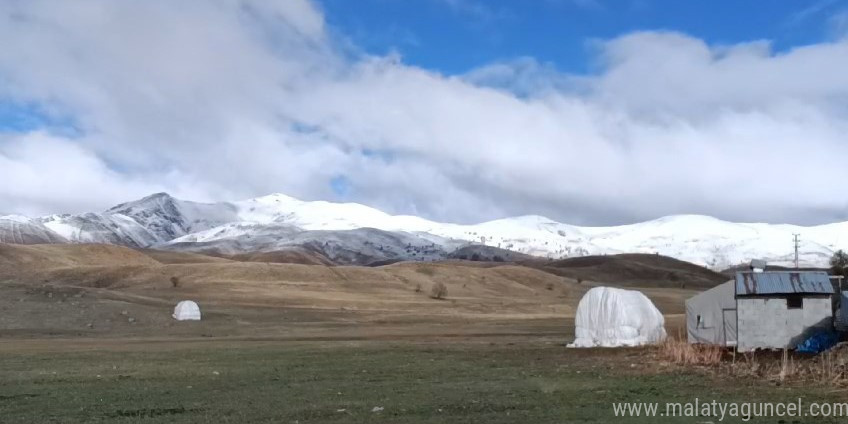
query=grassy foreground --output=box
[0,340,843,423]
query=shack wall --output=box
[737,296,831,352]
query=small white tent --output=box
[172,300,201,321]
[569,287,666,348]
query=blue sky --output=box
[318,0,848,75]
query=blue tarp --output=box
[795,330,838,354]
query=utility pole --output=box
[793,233,800,269]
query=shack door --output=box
[721,308,737,347]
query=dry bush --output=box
[778,349,796,382]
[658,341,848,386]
[170,276,180,288]
[429,282,447,300]
[771,348,845,385]
[414,282,422,293]
[819,350,838,382]
[659,338,723,366]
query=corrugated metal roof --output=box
[735,271,834,296]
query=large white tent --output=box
[685,280,736,346]
[569,287,666,348]
[172,300,201,321]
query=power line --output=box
[793,233,800,269]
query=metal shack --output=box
[686,271,834,352]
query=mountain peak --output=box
[106,192,175,213]
[143,192,174,201]
[247,192,301,203]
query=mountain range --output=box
[1,192,845,269]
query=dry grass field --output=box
[0,243,700,340]
[6,243,795,423]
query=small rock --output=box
[120,310,128,316]
[371,406,384,413]
[336,409,346,413]
[127,317,136,323]
[86,323,93,329]
[47,292,53,298]
[212,371,220,376]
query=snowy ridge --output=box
[0,215,68,244]
[36,193,237,248]
[3,192,847,268]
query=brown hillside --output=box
[0,244,697,340]
[523,253,726,289]
[228,248,334,266]
[138,249,234,264]
[0,243,160,270]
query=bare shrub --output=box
[779,348,795,381]
[819,350,838,382]
[429,282,448,300]
[170,276,180,288]
[658,341,848,386]
[414,283,422,293]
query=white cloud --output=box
[0,0,847,224]
[0,132,170,215]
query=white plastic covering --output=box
[172,300,201,321]
[569,287,666,347]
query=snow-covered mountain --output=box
[0,215,68,244]
[165,222,460,264]
[2,191,847,269]
[36,193,237,247]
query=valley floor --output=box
[2,336,845,424]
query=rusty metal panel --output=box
[735,271,834,295]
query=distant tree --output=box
[492,255,504,262]
[170,276,180,288]
[831,250,848,276]
[429,282,448,300]
[470,253,481,262]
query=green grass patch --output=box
[0,341,842,423]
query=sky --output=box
[2,0,848,225]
